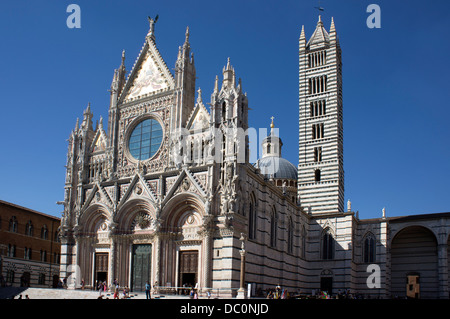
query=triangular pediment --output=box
[81,182,114,213]
[117,174,158,210]
[120,36,175,103]
[90,125,107,153]
[186,101,210,131]
[162,169,207,206]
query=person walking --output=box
[98,281,103,297]
[145,281,151,299]
[114,283,119,299]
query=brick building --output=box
[0,200,61,288]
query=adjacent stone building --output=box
[0,200,61,288]
[59,16,450,298]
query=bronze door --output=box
[131,244,152,292]
[179,250,198,288]
[94,253,108,286]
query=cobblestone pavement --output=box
[3,287,195,299]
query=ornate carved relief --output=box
[131,212,153,231]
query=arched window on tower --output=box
[315,169,321,182]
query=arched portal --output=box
[390,226,438,298]
[115,198,156,292]
[159,193,207,293]
[76,204,113,289]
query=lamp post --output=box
[236,233,247,299]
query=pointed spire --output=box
[329,17,337,43]
[182,26,190,52]
[177,46,182,60]
[177,26,191,65]
[197,87,203,104]
[237,77,242,93]
[299,25,306,50]
[75,118,79,131]
[81,103,93,131]
[119,49,126,74]
[270,116,275,133]
[300,25,305,40]
[214,75,219,93]
[185,26,190,43]
[307,15,330,47]
[222,58,235,88]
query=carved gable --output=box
[121,37,175,103]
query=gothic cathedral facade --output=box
[59,17,450,298]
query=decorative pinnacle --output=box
[330,17,336,32]
[84,102,91,114]
[316,15,324,28]
[185,26,190,41]
[214,75,219,92]
[300,25,305,41]
[197,87,203,104]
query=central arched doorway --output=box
[131,244,152,292]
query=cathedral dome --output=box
[254,117,298,181]
[254,156,298,180]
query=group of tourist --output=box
[266,286,290,299]
[96,278,131,299]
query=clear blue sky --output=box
[0,0,449,219]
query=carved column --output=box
[69,235,81,289]
[203,231,212,292]
[153,234,161,293]
[200,215,214,293]
[109,238,116,289]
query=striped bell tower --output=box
[298,16,344,214]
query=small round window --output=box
[128,118,163,160]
